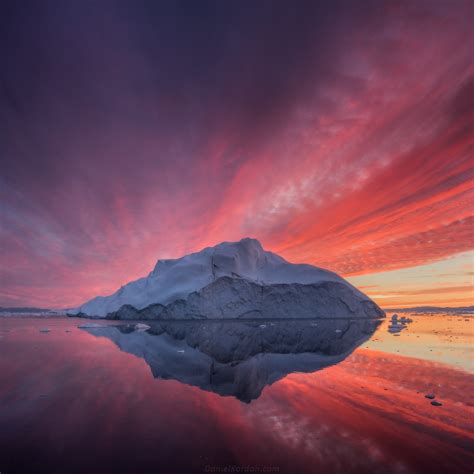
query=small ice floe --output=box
[77,323,106,329]
[134,323,151,331]
[388,314,413,335]
[391,314,412,324]
[39,328,50,333]
[259,324,267,329]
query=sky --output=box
[0,0,473,309]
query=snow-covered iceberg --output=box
[69,238,384,320]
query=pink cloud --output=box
[1,0,472,307]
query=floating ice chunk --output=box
[388,315,412,334]
[135,323,151,331]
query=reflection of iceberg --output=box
[83,318,381,402]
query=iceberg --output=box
[69,238,384,320]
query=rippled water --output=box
[0,314,472,474]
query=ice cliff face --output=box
[70,238,384,319]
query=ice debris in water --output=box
[135,323,151,331]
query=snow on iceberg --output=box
[69,238,385,320]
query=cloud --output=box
[0,0,472,306]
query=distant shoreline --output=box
[382,305,474,314]
[0,307,59,314]
[1,304,473,316]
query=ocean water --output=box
[0,313,472,474]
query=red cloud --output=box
[1,1,472,307]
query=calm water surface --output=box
[0,314,472,474]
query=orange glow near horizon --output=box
[348,251,474,308]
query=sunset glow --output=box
[1,0,472,308]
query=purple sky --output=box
[1,0,473,308]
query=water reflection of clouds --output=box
[0,317,473,474]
